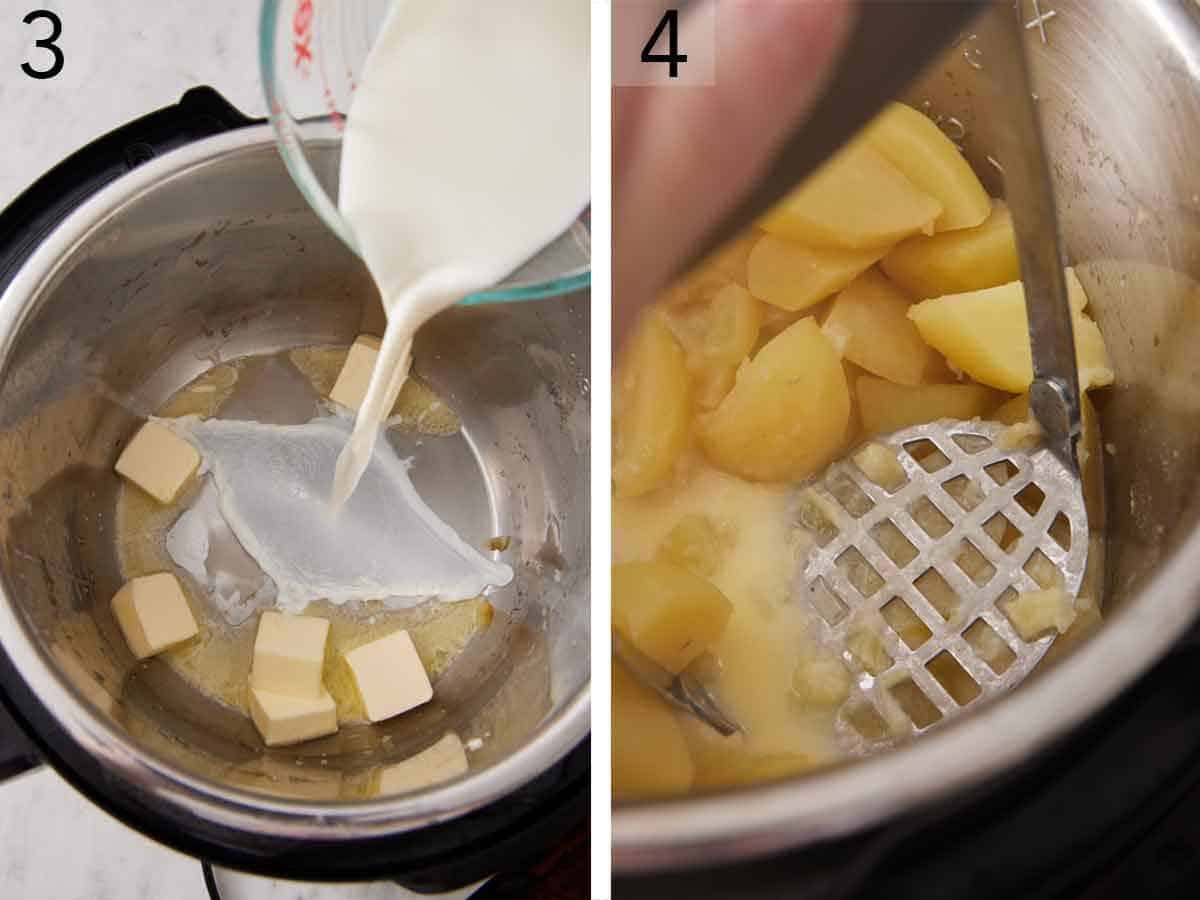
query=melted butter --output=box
[115,346,492,724]
[614,455,841,783]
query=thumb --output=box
[613,0,857,345]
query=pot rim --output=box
[614,523,1200,871]
[0,125,590,840]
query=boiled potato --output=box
[822,268,948,386]
[697,283,762,369]
[881,199,1020,298]
[612,561,733,674]
[862,102,991,232]
[747,233,884,311]
[994,391,1106,529]
[613,664,694,796]
[693,751,817,789]
[698,318,850,482]
[657,514,727,577]
[856,375,1002,439]
[666,283,761,412]
[660,230,760,307]
[759,142,943,250]
[908,274,1114,392]
[613,314,690,497]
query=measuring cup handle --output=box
[0,86,260,292]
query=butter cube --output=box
[250,611,330,699]
[111,572,199,660]
[329,334,382,412]
[115,421,201,504]
[248,687,338,747]
[376,733,469,796]
[344,630,432,722]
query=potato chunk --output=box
[657,514,727,577]
[660,230,760,307]
[760,142,942,250]
[823,269,947,386]
[612,561,733,674]
[614,314,690,497]
[698,318,850,482]
[908,275,1113,392]
[747,233,884,312]
[881,199,1020,299]
[993,391,1106,529]
[862,102,991,232]
[613,664,694,796]
[666,283,761,412]
[857,376,1002,440]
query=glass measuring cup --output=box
[258,0,591,305]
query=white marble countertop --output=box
[0,4,476,898]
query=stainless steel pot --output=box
[615,0,1200,871]
[0,107,590,879]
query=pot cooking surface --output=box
[0,129,590,840]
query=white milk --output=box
[331,0,590,506]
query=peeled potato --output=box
[759,142,943,250]
[660,230,760,307]
[857,375,1002,439]
[667,283,761,412]
[613,314,690,497]
[697,283,762,369]
[881,199,1020,299]
[747,233,884,311]
[613,664,694,796]
[823,268,948,386]
[612,561,733,674]
[994,391,1106,529]
[698,318,850,482]
[908,275,1114,392]
[862,102,991,232]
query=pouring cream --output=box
[331,0,591,506]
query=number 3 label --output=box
[22,9,64,80]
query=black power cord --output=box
[201,860,222,900]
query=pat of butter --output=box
[115,421,201,504]
[344,629,432,723]
[376,733,469,796]
[248,686,338,747]
[111,572,199,660]
[329,334,382,412]
[250,611,330,699]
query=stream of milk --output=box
[330,0,591,507]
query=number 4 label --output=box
[613,1,715,87]
[641,10,687,78]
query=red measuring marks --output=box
[293,0,314,76]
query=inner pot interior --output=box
[0,136,590,804]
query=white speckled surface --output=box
[0,4,479,898]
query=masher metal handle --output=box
[979,4,1083,472]
[613,631,742,737]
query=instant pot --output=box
[616,0,1200,895]
[0,86,589,892]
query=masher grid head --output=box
[794,419,1088,754]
